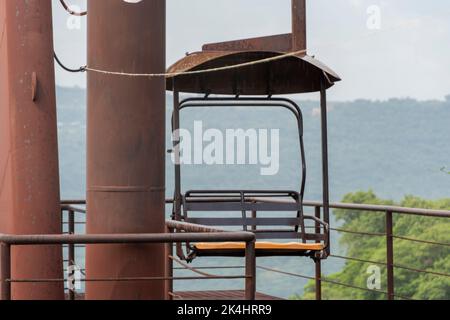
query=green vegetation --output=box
[299,190,450,300]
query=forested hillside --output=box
[300,191,450,300]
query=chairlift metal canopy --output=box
[166,50,340,96]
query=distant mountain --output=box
[56,85,450,201]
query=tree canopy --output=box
[299,190,450,300]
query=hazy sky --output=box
[52,0,450,101]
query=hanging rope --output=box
[59,0,87,16]
[84,49,306,78]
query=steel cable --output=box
[393,235,450,247]
[256,265,415,300]
[54,51,86,73]
[330,255,450,278]
[59,0,87,16]
[331,227,385,237]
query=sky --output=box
[52,0,450,101]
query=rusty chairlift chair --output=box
[167,0,340,263]
[170,97,329,262]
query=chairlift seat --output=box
[174,190,329,261]
[192,242,325,258]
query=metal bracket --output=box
[31,72,38,101]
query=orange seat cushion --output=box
[194,242,324,251]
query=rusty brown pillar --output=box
[86,0,166,300]
[292,0,307,51]
[0,0,64,300]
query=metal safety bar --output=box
[0,221,256,301]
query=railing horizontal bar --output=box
[305,201,450,218]
[61,198,450,218]
[185,202,300,211]
[174,266,245,270]
[7,275,249,283]
[0,231,254,245]
[248,198,450,218]
[64,221,323,230]
[187,217,302,226]
[250,232,302,239]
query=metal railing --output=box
[9,199,448,300]
[234,198,448,300]
[304,200,450,300]
[0,217,256,301]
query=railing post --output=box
[314,206,322,300]
[0,243,11,300]
[68,210,75,301]
[386,211,394,300]
[251,203,257,232]
[320,84,331,257]
[165,226,174,300]
[245,239,256,300]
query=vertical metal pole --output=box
[386,211,394,300]
[320,83,331,256]
[251,206,257,232]
[173,88,182,218]
[0,0,64,300]
[314,206,322,300]
[292,0,307,51]
[0,243,11,301]
[165,227,173,300]
[245,240,256,300]
[86,0,166,299]
[68,210,75,301]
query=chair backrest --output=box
[180,190,307,241]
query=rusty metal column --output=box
[86,0,166,300]
[0,243,11,300]
[0,0,64,300]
